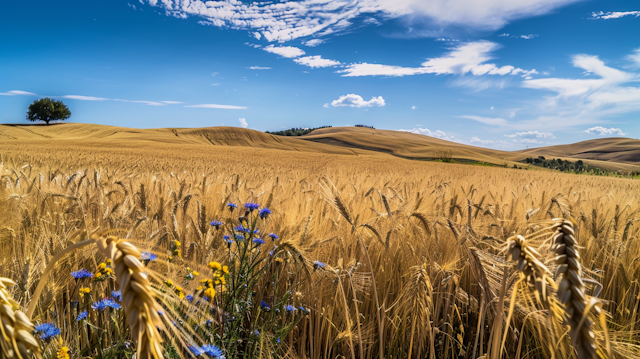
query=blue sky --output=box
[1,0,639,149]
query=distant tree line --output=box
[525,156,611,175]
[355,124,375,129]
[266,126,332,136]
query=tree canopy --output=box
[26,98,71,125]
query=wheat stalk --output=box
[0,277,41,359]
[94,235,165,359]
[551,218,598,359]
[505,234,554,308]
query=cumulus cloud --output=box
[0,90,37,96]
[239,118,248,128]
[263,45,305,58]
[185,104,248,109]
[584,126,626,136]
[331,94,385,108]
[521,53,640,128]
[457,115,508,126]
[505,131,555,138]
[339,41,537,78]
[590,11,640,20]
[249,66,272,70]
[294,56,341,68]
[304,39,324,47]
[144,0,581,42]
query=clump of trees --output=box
[355,124,375,129]
[526,156,611,175]
[266,126,332,136]
[27,98,71,125]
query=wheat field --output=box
[1,139,640,359]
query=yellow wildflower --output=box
[192,271,199,276]
[97,263,106,270]
[204,287,216,300]
[174,240,180,247]
[208,261,222,271]
[196,286,203,291]
[57,346,70,359]
[165,279,174,287]
[106,259,112,265]
[95,272,102,278]
[79,287,91,297]
[222,265,229,274]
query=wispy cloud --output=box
[590,11,640,20]
[144,0,581,42]
[303,39,324,47]
[249,66,271,70]
[505,131,555,138]
[294,56,341,68]
[0,90,37,96]
[263,45,305,58]
[161,101,184,104]
[331,94,385,108]
[114,99,166,106]
[185,104,248,110]
[63,95,109,101]
[458,115,508,126]
[339,41,537,78]
[584,126,626,136]
[521,53,640,129]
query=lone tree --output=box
[26,97,71,125]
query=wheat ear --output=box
[506,235,554,308]
[551,219,597,359]
[94,235,165,359]
[0,278,42,359]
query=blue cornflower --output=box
[269,233,279,241]
[223,235,230,241]
[227,203,237,212]
[210,220,223,229]
[269,250,274,256]
[189,345,205,356]
[34,323,60,340]
[259,208,271,219]
[71,268,93,279]
[253,329,260,336]
[92,298,121,311]
[244,203,259,212]
[299,306,309,314]
[186,294,194,303]
[91,300,107,311]
[234,234,244,241]
[77,311,88,322]
[140,252,157,266]
[202,344,225,358]
[313,261,326,270]
[285,305,296,313]
[253,238,265,245]
[277,338,281,344]
[253,229,260,234]
[234,225,246,232]
[112,290,122,301]
[260,301,270,310]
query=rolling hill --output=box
[1,123,638,171]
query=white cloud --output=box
[144,0,581,42]
[304,39,324,47]
[584,126,626,136]
[161,101,183,104]
[331,94,385,108]
[63,95,110,101]
[399,128,453,141]
[499,33,510,37]
[185,104,248,109]
[263,45,305,58]
[115,99,165,106]
[520,34,538,39]
[411,106,416,110]
[294,55,341,68]
[239,118,248,128]
[505,131,555,138]
[521,53,640,129]
[470,136,495,144]
[0,90,37,96]
[458,115,508,126]
[628,48,640,67]
[249,66,271,70]
[590,11,640,20]
[323,103,329,108]
[339,41,536,78]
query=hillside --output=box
[1,123,639,171]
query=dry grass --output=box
[1,135,640,358]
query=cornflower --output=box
[34,323,60,341]
[244,203,260,211]
[210,220,223,229]
[77,311,88,322]
[259,208,271,219]
[71,268,93,280]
